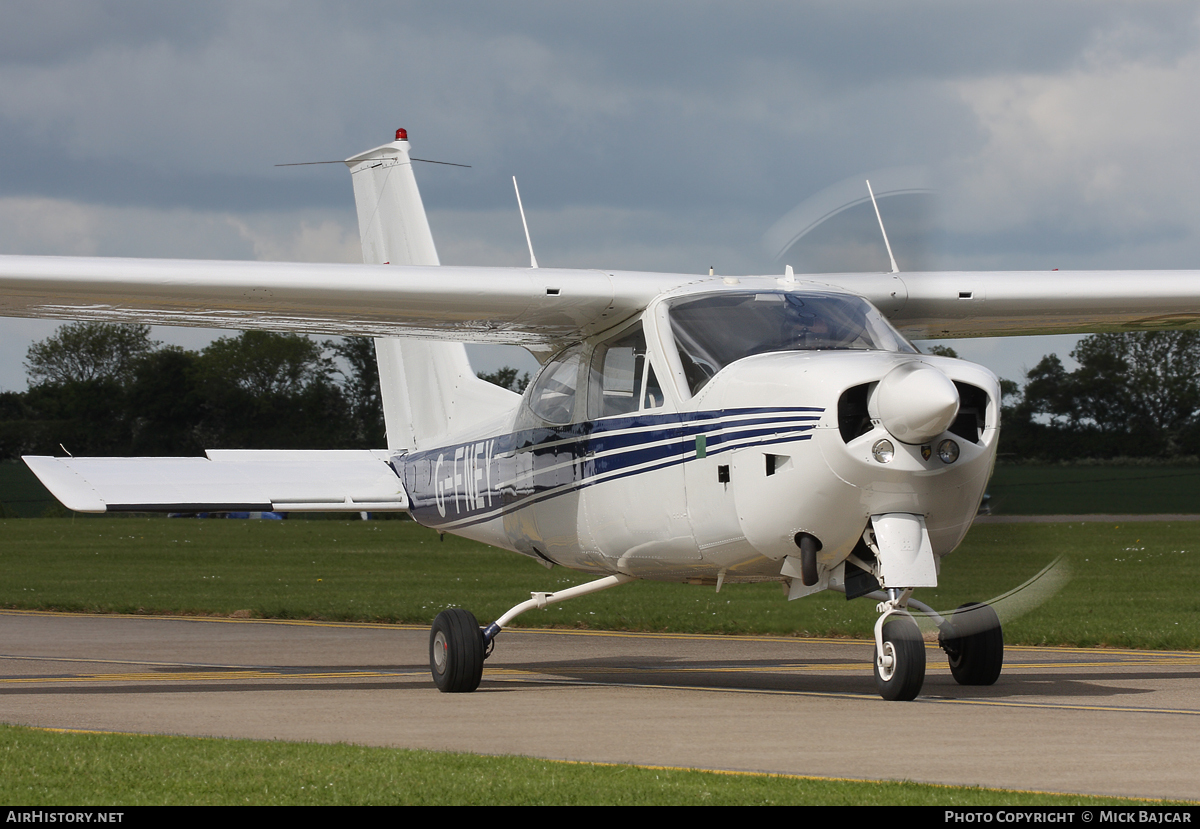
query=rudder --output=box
[344,130,519,452]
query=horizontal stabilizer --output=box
[24,449,408,513]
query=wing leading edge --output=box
[823,269,1200,339]
[24,450,408,514]
[0,255,675,348]
[3,255,1199,344]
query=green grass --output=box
[1,517,1198,648]
[2,516,1198,806]
[0,461,57,517]
[986,462,1200,515]
[924,520,1200,649]
[0,725,1179,806]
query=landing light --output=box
[872,439,894,464]
[938,439,960,464]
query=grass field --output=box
[3,463,1200,805]
[0,461,56,517]
[986,462,1200,515]
[0,516,1197,648]
[2,724,1182,806]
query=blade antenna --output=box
[512,177,539,269]
[866,180,900,274]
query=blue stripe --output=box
[401,406,826,529]
[437,431,815,531]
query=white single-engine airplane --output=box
[4,129,1199,700]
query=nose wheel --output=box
[873,613,925,701]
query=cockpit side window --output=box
[587,325,664,419]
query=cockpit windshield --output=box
[669,291,916,394]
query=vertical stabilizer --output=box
[345,131,518,452]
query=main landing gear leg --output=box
[428,573,636,693]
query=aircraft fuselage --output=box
[398,283,1000,594]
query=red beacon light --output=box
[395,128,408,141]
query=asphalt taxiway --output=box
[1,609,1198,801]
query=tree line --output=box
[3,322,1198,462]
[935,330,1200,460]
[0,323,385,460]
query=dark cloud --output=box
[0,118,347,211]
[2,2,1200,388]
[3,1,1195,218]
[0,1,228,65]
[395,1,1200,86]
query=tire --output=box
[429,608,485,693]
[940,602,1003,686]
[873,614,926,701]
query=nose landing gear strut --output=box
[868,588,1004,701]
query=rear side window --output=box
[526,346,583,425]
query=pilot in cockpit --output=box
[784,297,867,351]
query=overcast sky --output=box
[3,1,1200,391]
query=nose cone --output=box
[876,362,960,444]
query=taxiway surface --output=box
[1,609,1197,801]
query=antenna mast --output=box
[866,180,899,274]
[513,177,539,269]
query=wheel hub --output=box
[433,630,448,674]
[877,642,897,681]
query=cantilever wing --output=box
[4,254,1199,346]
[821,269,1200,339]
[0,255,682,347]
[24,450,408,514]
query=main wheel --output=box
[940,602,1003,686]
[873,614,926,701]
[429,608,485,693]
